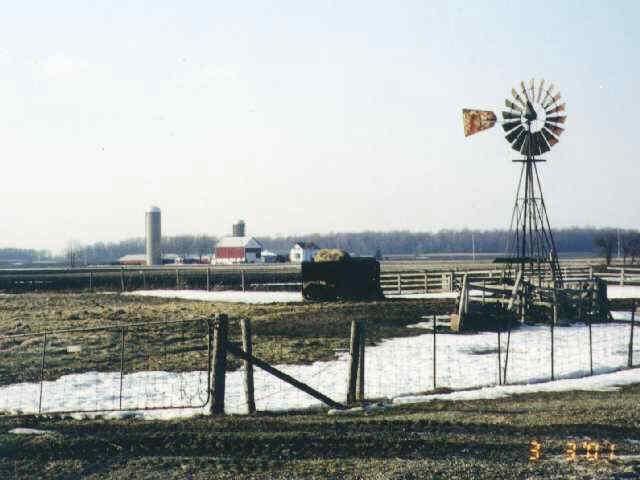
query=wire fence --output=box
[0,319,211,415]
[1,307,638,417]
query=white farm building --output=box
[289,242,320,263]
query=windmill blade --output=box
[544,92,562,109]
[541,83,555,106]
[546,103,565,115]
[530,131,542,156]
[546,115,567,124]
[511,88,526,108]
[520,81,530,102]
[520,131,532,154]
[534,131,550,153]
[505,124,525,143]
[537,79,545,103]
[529,78,535,101]
[501,111,520,121]
[545,124,564,137]
[462,109,497,137]
[512,129,527,151]
[542,127,559,147]
[502,120,520,132]
[505,99,522,112]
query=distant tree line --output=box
[3,227,639,266]
[259,227,640,259]
[0,248,52,265]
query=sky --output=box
[0,1,638,252]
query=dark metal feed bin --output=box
[301,258,384,301]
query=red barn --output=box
[213,237,262,264]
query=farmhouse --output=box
[213,236,262,264]
[289,242,320,263]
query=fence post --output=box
[356,321,365,402]
[210,314,228,415]
[497,329,502,385]
[588,315,593,376]
[621,268,625,286]
[206,267,211,292]
[396,273,401,294]
[433,314,437,390]
[347,320,360,405]
[241,270,246,292]
[88,271,93,291]
[141,270,146,289]
[38,332,47,414]
[176,269,180,289]
[241,318,256,414]
[629,301,636,368]
[120,267,125,292]
[550,320,555,381]
[119,327,126,409]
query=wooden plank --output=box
[226,343,345,410]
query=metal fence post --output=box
[629,301,636,368]
[210,314,228,415]
[356,321,365,402]
[550,321,555,381]
[241,318,256,414]
[88,271,93,291]
[119,327,126,409]
[497,329,502,385]
[433,314,437,390]
[38,332,47,414]
[347,320,360,405]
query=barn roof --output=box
[216,236,262,249]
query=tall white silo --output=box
[146,206,162,266]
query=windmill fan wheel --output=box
[502,78,567,156]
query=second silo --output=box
[146,206,162,266]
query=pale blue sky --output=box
[0,1,638,251]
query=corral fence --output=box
[2,304,637,417]
[0,265,301,294]
[1,263,638,295]
[381,264,640,296]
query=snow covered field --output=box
[1,321,637,419]
[127,289,304,304]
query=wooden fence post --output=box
[621,268,625,286]
[396,273,401,294]
[423,271,428,294]
[206,267,211,292]
[141,270,146,289]
[88,271,93,291]
[356,321,365,402]
[241,270,246,292]
[629,301,636,368]
[175,269,180,289]
[210,314,228,415]
[347,320,360,405]
[120,268,125,292]
[241,318,256,414]
[588,316,593,376]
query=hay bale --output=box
[314,249,351,263]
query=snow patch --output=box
[127,289,303,304]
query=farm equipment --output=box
[301,255,383,301]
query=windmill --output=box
[463,78,567,314]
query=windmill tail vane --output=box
[461,78,567,157]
